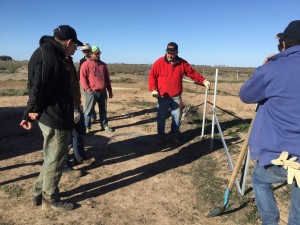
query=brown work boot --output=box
[42,198,74,211]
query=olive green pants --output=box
[32,123,70,201]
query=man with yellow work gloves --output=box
[239,20,300,225]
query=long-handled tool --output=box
[207,108,257,217]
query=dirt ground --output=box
[0,66,290,225]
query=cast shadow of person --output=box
[62,126,224,205]
[90,107,157,132]
[109,107,157,121]
[0,106,43,161]
[73,117,208,173]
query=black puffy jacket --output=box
[23,36,74,130]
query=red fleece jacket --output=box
[148,56,206,98]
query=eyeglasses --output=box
[71,41,78,48]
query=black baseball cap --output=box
[53,25,83,46]
[166,42,178,52]
[276,20,300,42]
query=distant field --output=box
[0,60,254,82]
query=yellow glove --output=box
[203,79,210,89]
[151,90,160,98]
[271,151,289,169]
[272,151,300,187]
[288,167,300,185]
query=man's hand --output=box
[28,112,39,120]
[20,120,33,130]
[151,90,160,98]
[74,109,81,123]
[109,92,113,98]
[263,53,276,64]
[203,79,210,89]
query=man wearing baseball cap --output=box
[148,42,210,145]
[79,43,91,69]
[78,43,97,123]
[80,45,114,133]
[20,25,83,211]
[240,20,300,224]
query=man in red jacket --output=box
[80,46,114,133]
[148,42,210,145]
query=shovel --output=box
[207,107,257,217]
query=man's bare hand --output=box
[28,113,39,120]
[263,53,276,64]
[20,120,33,130]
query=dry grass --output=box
[0,61,290,225]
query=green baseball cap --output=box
[91,46,101,53]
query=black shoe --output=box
[74,158,95,166]
[63,166,83,178]
[32,195,42,206]
[63,166,74,173]
[170,136,180,146]
[42,198,74,211]
[158,135,169,145]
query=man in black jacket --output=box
[20,25,83,211]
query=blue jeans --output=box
[252,162,300,225]
[33,123,70,201]
[71,128,85,161]
[65,109,86,167]
[84,91,108,129]
[157,95,182,136]
[83,90,96,119]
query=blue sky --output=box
[0,0,299,67]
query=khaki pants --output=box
[32,123,70,201]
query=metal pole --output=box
[201,88,208,138]
[211,68,218,139]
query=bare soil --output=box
[0,66,290,225]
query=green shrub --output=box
[0,89,28,96]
